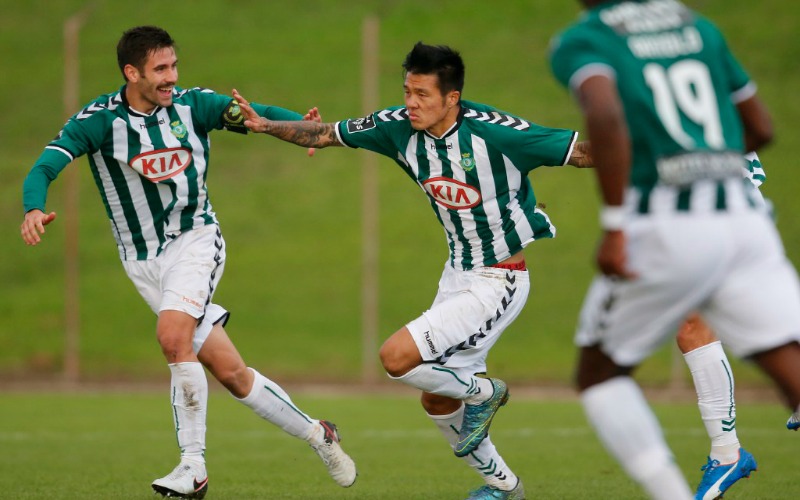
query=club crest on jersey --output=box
[423,177,481,210]
[129,147,192,182]
[170,121,187,139]
[459,153,475,171]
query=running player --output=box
[550,1,800,499]
[19,26,356,498]
[234,41,592,499]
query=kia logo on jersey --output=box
[129,147,192,182]
[423,177,481,210]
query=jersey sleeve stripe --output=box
[334,121,358,149]
[45,145,75,162]
[559,131,579,166]
[568,63,616,92]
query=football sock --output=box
[392,364,493,402]
[236,368,315,439]
[428,405,518,491]
[582,376,693,500]
[168,362,208,464]
[683,341,740,463]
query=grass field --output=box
[0,388,796,499]
[2,0,799,387]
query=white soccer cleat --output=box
[151,460,208,498]
[309,420,357,487]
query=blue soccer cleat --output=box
[455,378,509,457]
[694,448,757,500]
[465,479,525,499]
[787,412,799,431]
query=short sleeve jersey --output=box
[550,0,753,193]
[335,100,577,270]
[23,86,301,261]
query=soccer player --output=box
[234,41,592,499]
[19,26,356,498]
[550,1,800,499]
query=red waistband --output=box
[490,260,527,271]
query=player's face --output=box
[404,72,460,137]
[126,47,178,113]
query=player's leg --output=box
[578,346,694,500]
[751,341,800,430]
[676,315,756,500]
[139,226,228,498]
[198,322,356,487]
[380,265,527,458]
[423,393,524,499]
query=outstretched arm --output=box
[567,140,593,168]
[233,89,343,148]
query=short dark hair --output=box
[116,26,176,80]
[402,42,465,97]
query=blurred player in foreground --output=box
[550,1,800,499]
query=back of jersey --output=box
[551,0,751,192]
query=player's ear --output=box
[447,90,460,108]
[123,64,140,83]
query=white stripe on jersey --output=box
[502,155,540,247]
[626,177,754,215]
[127,114,162,258]
[470,135,511,263]
[175,103,215,234]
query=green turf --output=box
[2,0,799,387]
[0,390,795,499]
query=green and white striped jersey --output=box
[335,100,577,270]
[23,85,301,260]
[550,0,754,209]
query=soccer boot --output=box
[466,479,525,499]
[455,378,509,457]
[309,420,357,487]
[787,412,800,431]
[694,448,757,500]
[151,460,208,499]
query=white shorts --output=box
[406,263,530,373]
[122,224,229,353]
[575,209,800,366]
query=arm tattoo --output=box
[568,140,593,168]
[264,121,343,148]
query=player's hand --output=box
[595,230,637,279]
[232,89,267,132]
[20,209,57,246]
[303,106,321,157]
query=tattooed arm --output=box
[233,89,343,148]
[567,140,593,168]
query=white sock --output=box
[169,362,208,464]
[429,405,518,491]
[235,368,316,440]
[582,377,693,500]
[684,341,740,463]
[392,364,493,402]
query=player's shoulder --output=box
[71,88,124,123]
[373,105,409,123]
[461,101,531,133]
[172,86,223,104]
[340,105,408,136]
